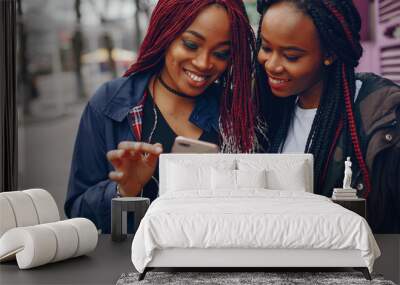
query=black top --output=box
[140,92,219,200]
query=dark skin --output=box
[153,4,231,139]
[257,2,334,109]
[106,5,231,197]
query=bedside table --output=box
[331,198,366,218]
[111,197,150,242]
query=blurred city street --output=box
[18,73,88,218]
[16,0,153,216]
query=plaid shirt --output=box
[129,89,149,142]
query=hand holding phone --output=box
[171,136,219,153]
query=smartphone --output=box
[171,136,219,153]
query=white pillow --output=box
[266,167,307,191]
[238,159,308,191]
[211,168,236,190]
[166,160,236,191]
[167,162,209,191]
[211,169,267,190]
[236,169,267,188]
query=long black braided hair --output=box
[255,0,372,196]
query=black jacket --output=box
[322,73,400,233]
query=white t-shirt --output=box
[281,80,363,153]
[281,106,317,153]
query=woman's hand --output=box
[107,142,163,197]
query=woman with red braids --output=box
[255,0,400,233]
[65,0,260,233]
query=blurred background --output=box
[16,0,400,217]
[16,0,156,215]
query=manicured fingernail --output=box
[155,147,162,153]
[115,171,123,178]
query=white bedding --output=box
[131,190,380,273]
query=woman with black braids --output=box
[255,0,400,233]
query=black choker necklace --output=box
[158,75,195,99]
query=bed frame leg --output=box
[354,267,371,280]
[138,268,148,281]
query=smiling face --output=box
[257,2,326,108]
[160,4,231,97]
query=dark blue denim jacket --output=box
[64,71,220,233]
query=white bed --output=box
[131,154,380,280]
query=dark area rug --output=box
[116,271,396,285]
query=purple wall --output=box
[353,0,370,41]
[358,42,380,73]
[355,0,381,74]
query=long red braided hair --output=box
[124,0,258,153]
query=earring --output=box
[324,59,332,66]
